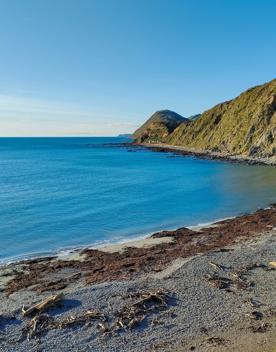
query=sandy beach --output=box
[0,206,275,351]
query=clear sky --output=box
[0,0,276,136]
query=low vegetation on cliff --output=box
[134,79,276,159]
[133,110,189,143]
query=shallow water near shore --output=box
[1,137,276,262]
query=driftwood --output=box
[208,261,223,271]
[26,314,52,340]
[206,261,275,292]
[115,288,168,330]
[22,293,64,317]
[22,288,170,340]
[24,309,106,340]
[205,274,232,290]
[97,321,109,333]
[51,310,106,329]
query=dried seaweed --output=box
[5,206,276,296]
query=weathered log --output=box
[22,293,64,316]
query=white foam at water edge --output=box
[188,217,236,230]
[0,215,238,265]
[87,216,236,250]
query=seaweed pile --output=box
[3,206,276,297]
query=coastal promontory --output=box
[134,79,276,162]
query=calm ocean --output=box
[1,137,276,262]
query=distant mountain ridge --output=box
[133,79,276,161]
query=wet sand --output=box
[0,206,276,351]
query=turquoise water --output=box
[0,137,276,262]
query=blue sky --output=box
[0,0,276,136]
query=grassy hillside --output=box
[133,110,189,143]
[135,79,276,158]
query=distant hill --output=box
[133,110,189,143]
[134,79,276,160]
[118,134,133,138]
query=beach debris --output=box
[115,288,169,331]
[25,314,53,340]
[268,261,276,269]
[230,272,242,280]
[205,274,232,290]
[205,269,254,291]
[229,261,273,287]
[229,266,259,290]
[208,261,223,271]
[231,275,251,290]
[244,263,268,271]
[52,310,106,329]
[23,309,107,340]
[97,321,109,333]
[22,289,170,340]
[22,293,64,317]
[5,206,276,297]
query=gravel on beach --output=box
[0,228,275,351]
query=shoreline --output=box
[0,215,235,266]
[131,142,276,166]
[1,205,276,284]
[0,205,276,351]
